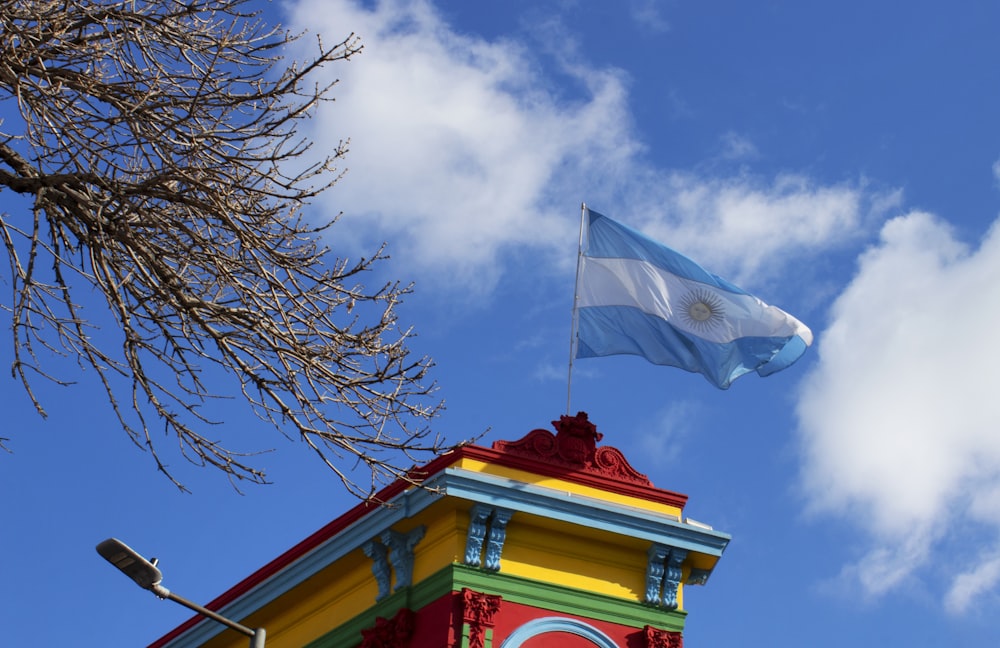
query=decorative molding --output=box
[464,505,515,572]
[362,539,392,601]
[491,412,652,486]
[662,549,687,610]
[382,526,426,592]
[464,503,492,567]
[364,526,426,603]
[645,545,688,610]
[685,569,710,586]
[359,608,414,648]
[644,545,668,605]
[461,588,502,648]
[484,509,513,571]
[644,625,683,648]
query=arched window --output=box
[498,617,619,648]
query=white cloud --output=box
[287,0,875,294]
[633,401,699,467]
[993,157,1000,187]
[718,131,758,161]
[288,0,636,289]
[835,537,932,599]
[629,173,888,285]
[531,361,564,382]
[946,553,1000,614]
[629,0,670,33]
[797,211,1000,609]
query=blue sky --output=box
[3,1,1000,645]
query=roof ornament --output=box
[553,411,603,466]
[491,412,651,485]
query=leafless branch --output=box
[0,0,453,497]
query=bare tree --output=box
[0,0,450,498]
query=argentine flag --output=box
[575,209,813,389]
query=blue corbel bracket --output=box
[362,539,391,601]
[644,544,689,609]
[463,503,515,571]
[644,545,668,605]
[662,547,688,609]
[685,568,711,586]
[464,503,492,566]
[382,526,426,591]
[363,526,426,601]
[484,508,513,571]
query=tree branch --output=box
[0,0,458,497]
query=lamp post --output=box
[97,538,265,648]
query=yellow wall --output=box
[498,511,677,605]
[198,546,379,648]
[454,458,684,519]
[409,505,466,585]
[196,499,468,648]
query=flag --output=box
[574,208,813,389]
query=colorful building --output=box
[150,413,730,648]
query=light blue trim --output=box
[437,468,730,556]
[160,466,727,647]
[498,617,619,648]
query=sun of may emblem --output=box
[678,289,725,331]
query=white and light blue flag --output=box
[575,208,813,389]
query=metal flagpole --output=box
[566,203,588,414]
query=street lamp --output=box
[97,537,265,648]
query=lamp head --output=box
[96,538,164,591]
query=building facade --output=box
[150,413,730,648]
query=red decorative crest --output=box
[461,588,502,648]
[491,412,651,486]
[644,625,683,648]
[360,608,414,648]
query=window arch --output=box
[498,617,619,648]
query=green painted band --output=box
[306,563,685,647]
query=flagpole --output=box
[567,203,587,414]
